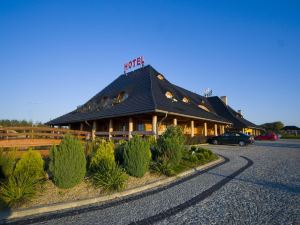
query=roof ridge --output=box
[148,66,158,109]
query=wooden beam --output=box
[204,122,208,137]
[152,115,157,139]
[191,120,194,137]
[92,121,97,140]
[109,119,113,140]
[173,118,177,126]
[214,124,218,136]
[129,117,133,139]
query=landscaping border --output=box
[0,156,224,221]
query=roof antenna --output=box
[204,88,213,97]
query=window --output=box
[165,91,173,99]
[198,104,210,112]
[182,97,189,103]
[157,74,164,80]
[117,92,128,103]
[137,124,144,131]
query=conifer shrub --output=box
[92,161,127,192]
[0,148,17,178]
[14,149,45,180]
[90,140,127,191]
[155,126,185,168]
[0,173,39,207]
[49,135,86,189]
[123,136,151,177]
[89,140,115,172]
[114,140,126,166]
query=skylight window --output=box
[157,74,164,80]
[182,97,189,103]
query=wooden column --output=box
[80,123,83,131]
[219,125,225,135]
[173,118,177,126]
[204,122,208,137]
[109,119,113,140]
[214,124,218,136]
[129,117,133,139]
[152,115,157,139]
[92,121,97,140]
[222,125,225,134]
[191,120,195,137]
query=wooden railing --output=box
[0,127,90,148]
[95,130,154,140]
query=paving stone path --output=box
[5,140,300,225]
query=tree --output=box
[260,121,284,133]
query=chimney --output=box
[237,110,242,116]
[220,96,228,105]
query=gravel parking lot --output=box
[5,140,300,225]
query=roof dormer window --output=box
[182,97,189,103]
[117,91,128,103]
[198,104,210,112]
[157,74,164,80]
[165,91,173,99]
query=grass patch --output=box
[281,135,300,139]
[172,155,218,175]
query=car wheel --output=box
[213,140,218,145]
[239,141,246,147]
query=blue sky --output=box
[1,0,299,126]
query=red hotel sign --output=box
[124,56,144,73]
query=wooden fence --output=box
[0,127,90,149]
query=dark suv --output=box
[208,132,254,146]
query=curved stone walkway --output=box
[5,140,300,225]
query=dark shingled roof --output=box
[282,126,300,130]
[207,96,262,130]
[46,65,230,125]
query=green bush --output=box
[14,149,45,180]
[123,136,151,177]
[114,141,126,166]
[150,161,175,177]
[89,140,115,172]
[92,160,127,192]
[0,173,39,207]
[49,135,86,189]
[155,126,185,168]
[0,148,17,178]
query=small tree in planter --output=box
[49,135,86,189]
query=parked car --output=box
[255,132,278,141]
[208,132,254,146]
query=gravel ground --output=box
[4,139,300,225]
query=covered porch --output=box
[68,113,229,141]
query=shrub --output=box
[14,149,45,180]
[155,126,185,168]
[0,173,39,207]
[92,161,127,192]
[150,161,175,177]
[89,140,115,172]
[49,135,86,189]
[114,141,126,166]
[0,148,17,178]
[123,136,151,177]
